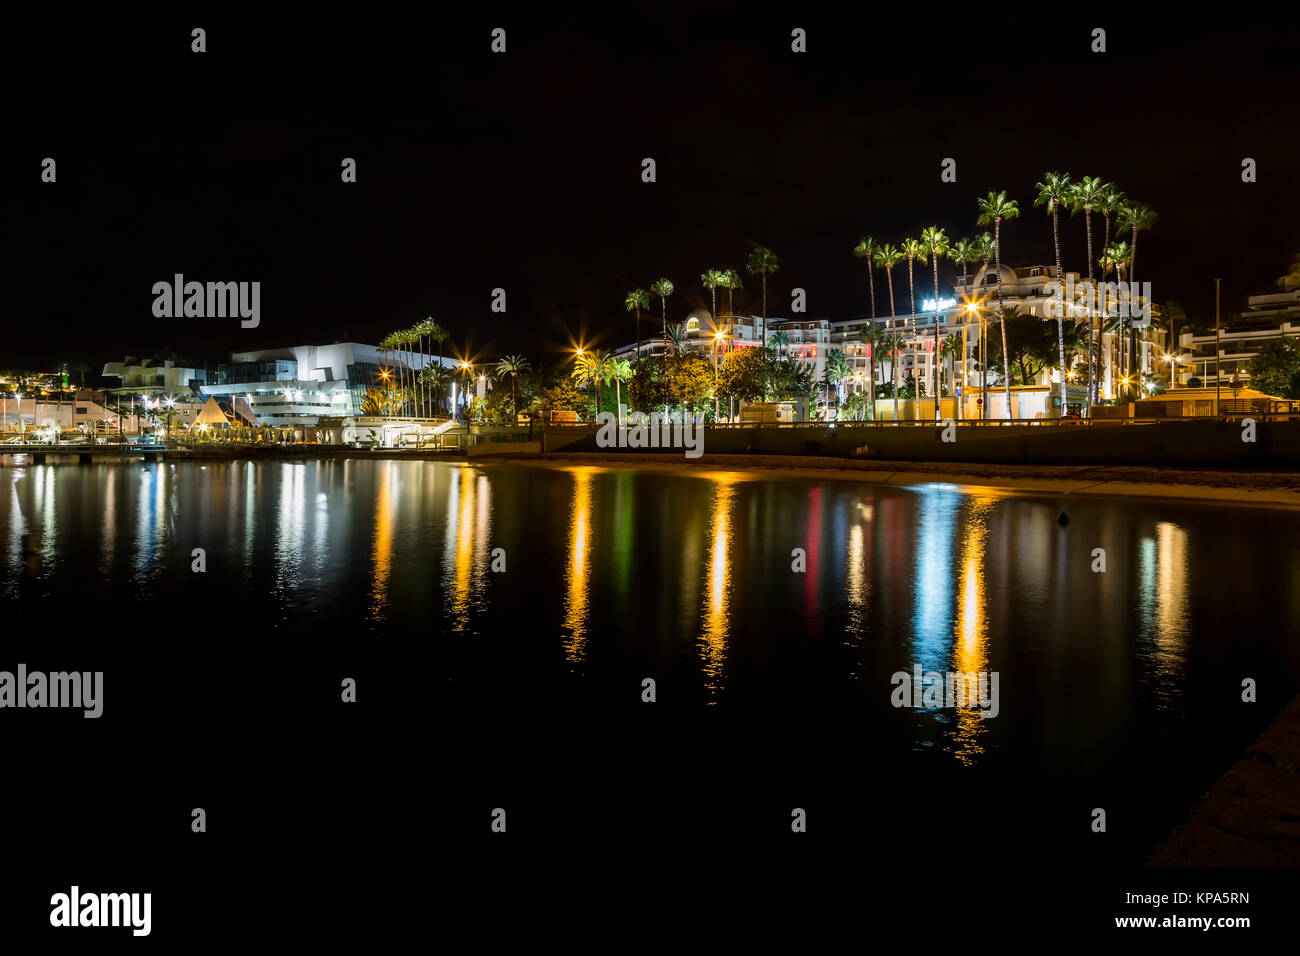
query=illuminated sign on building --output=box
[921,297,957,312]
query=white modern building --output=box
[200,342,454,425]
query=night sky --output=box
[8,8,1298,378]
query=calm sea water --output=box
[3,457,1298,864]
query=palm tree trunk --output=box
[980,256,989,420]
[868,342,876,422]
[887,269,899,422]
[1052,203,1067,412]
[931,253,941,419]
[996,220,1012,420]
[761,272,767,347]
[959,261,969,421]
[907,259,917,418]
[1129,226,1140,384]
[1084,208,1096,409]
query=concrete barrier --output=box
[535,420,1300,466]
[467,441,543,457]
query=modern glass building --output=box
[200,342,451,425]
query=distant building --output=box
[200,342,452,425]
[102,357,208,398]
[1180,289,1300,388]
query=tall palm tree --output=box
[824,349,851,412]
[746,247,780,347]
[972,233,997,419]
[700,269,726,325]
[949,238,978,412]
[625,288,651,360]
[722,268,743,320]
[1035,171,1073,409]
[1068,178,1104,407]
[1100,241,1133,394]
[857,323,884,420]
[421,364,452,417]
[942,333,963,399]
[1099,183,1128,393]
[853,236,880,322]
[609,358,632,419]
[901,237,927,416]
[977,191,1020,419]
[921,226,950,414]
[1119,201,1157,380]
[875,243,905,421]
[883,332,903,417]
[769,329,790,360]
[496,354,530,422]
[650,278,674,343]
[420,317,441,415]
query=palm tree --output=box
[901,237,927,416]
[746,247,780,347]
[824,349,851,413]
[701,269,726,325]
[722,268,743,319]
[977,190,1020,419]
[853,237,880,322]
[949,238,978,412]
[625,288,651,360]
[921,226,950,414]
[572,349,613,417]
[883,332,903,417]
[421,364,452,417]
[666,323,687,355]
[1099,184,1128,393]
[972,233,997,419]
[942,333,963,399]
[650,278,674,343]
[1119,201,1157,379]
[609,358,632,419]
[857,323,885,420]
[1035,172,1074,408]
[875,243,905,421]
[1068,177,1104,407]
[1100,241,1133,394]
[420,317,441,415]
[769,329,790,360]
[496,355,530,422]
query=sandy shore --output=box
[467,452,1300,507]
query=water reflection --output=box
[562,468,596,662]
[442,465,493,633]
[700,477,737,701]
[1139,521,1190,710]
[372,461,396,620]
[951,495,999,765]
[912,487,960,674]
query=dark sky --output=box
[8,7,1298,379]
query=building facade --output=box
[200,342,452,425]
